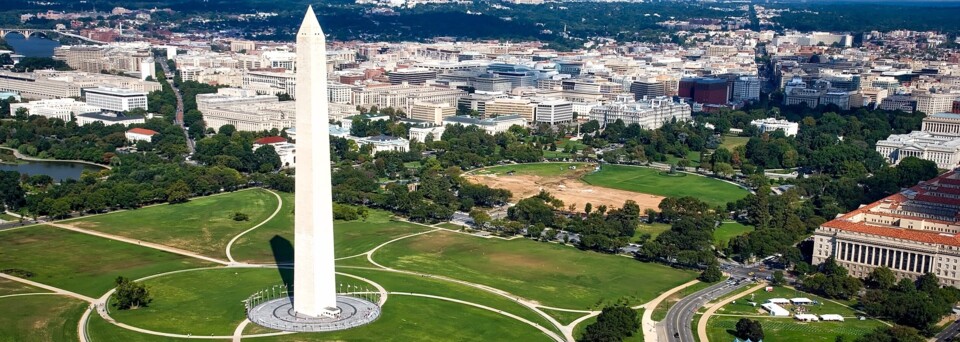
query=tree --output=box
[772,270,786,286]
[113,276,152,310]
[165,180,191,204]
[699,263,723,282]
[735,318,764,342]
[581,305,640,342]
[865,266,897,290]
[469,209,491,229]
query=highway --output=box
[661,263,773,342]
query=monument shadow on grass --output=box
[270,235,294,296]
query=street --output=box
[156,55,195,155]
[660,262,773,342]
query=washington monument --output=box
[293,5,340,318]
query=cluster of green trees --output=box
[10,57,71,72]
[734,318,764,342]
[638,197,720,267]
[430,125,545,168]
[581,119,719,166]
[580,305,640,342]
[801,257,863,300]
[194,126,283,173]
[862,267,960,334]
[331,158,509,224]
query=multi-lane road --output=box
[661,263,773,342]
[156,56,195,155]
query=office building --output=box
[409,102,456,125]
[83,87,148,112]
[916,91,958,115]
[485,98,537,123]
[678,77,730,105]
[732,76,761,102]
[9,98,101,121]
[388,68,437,85]
[629,79,667,100]
[813,169,960,287]
[876,113,960,169]
[588,98,691,129]
[535,99,574,125]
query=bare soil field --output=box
[465,167,663,212]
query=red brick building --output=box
[678,77,730,105]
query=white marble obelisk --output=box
[294,5,340,318]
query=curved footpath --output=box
[225,189,284,263]
[696,283,766,342]
[0,146,112,170]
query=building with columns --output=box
[877,113,960,169]
[813,170,960,287]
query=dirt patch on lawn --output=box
[465,166,663,212]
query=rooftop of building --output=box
[254,136,287,145]
[77,112,144,122]
[127,127,158,136]
[84,87,148,96]
[821,170,960,246]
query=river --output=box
[3,32,61,57]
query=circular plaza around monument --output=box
[247,295,381,332]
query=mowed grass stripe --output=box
[374,230,696,309]
[0,225,214,298]
[0,295,87,342]
[66,188,278,259]
[582,165,748,207]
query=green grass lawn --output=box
[0,277,45,296]
[540,308,589,326]
[0,295,87,342]
[474,162,588,177]
[337,268,559,336]
[229,192,431,263]
[66,188,279,259]
[108,267,551,341]
[109,267,369,336]
[0,225,213,298]
[374,230,697,309]
[582,165,749,207]
[716,286,860,317]
[86,313,200,342]
[248,296,552,342]
[634,223,671,240]
[706,315,885,342]
[0,212,19,221]
[714,222,754,245]
[705,285,886,341]
[720,136,750,151]
[664,150,703,166]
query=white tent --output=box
[794,314,819,322]
[767,298,790,304]
[791,298,813,305]
[761,303,790,317]
[820,314,845,322]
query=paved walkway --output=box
[697,283,766,342]
[225,189,283,263]
[638,279,701,342]
[0,272,95,302]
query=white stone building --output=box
[750,118,800,137]
[125,128,158,143]
[10,98,101,121]
[535,99,574,125]
[876,113,960,169]
[442,115,526,135]
[83,87,148,112]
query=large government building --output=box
[876,113,960,169]
[813,170,960,287]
